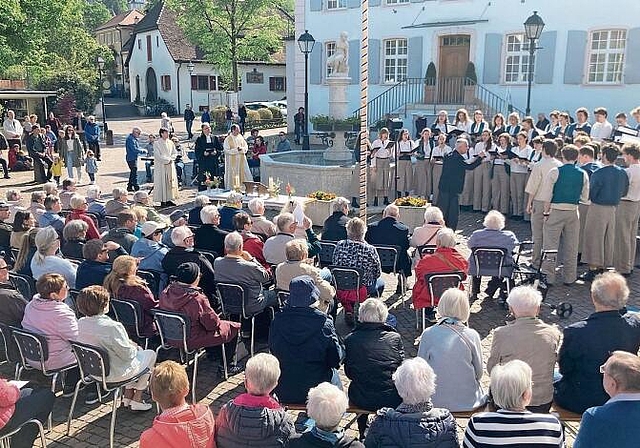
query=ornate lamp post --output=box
[96,56,108,132]
[523,11,545,116]
[297,30,316,151]
[187,61,195,109]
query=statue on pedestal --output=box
[327,32,349,76]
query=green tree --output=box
[167,0,292,92]
[84,0,112,32]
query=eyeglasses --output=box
[153,229,164,235]
[0,265,8,271]
[600,364,608,375]
[183,235,194,242]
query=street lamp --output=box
[187,61,195,110]
[523,11,545,116]
[298,30,316,150]
[96,56,108,132]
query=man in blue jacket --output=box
[84,115,101,160]
[573,350,640,448]
[125,126,144,192]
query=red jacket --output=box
[67,209,101,240]
[242,233,271,272]
[0,379,19,430]
[140,403,216,448]
[412,247,468,309]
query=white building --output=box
[288,0,640,131]
[126,1,286,114]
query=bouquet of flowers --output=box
[307,190,337,201]
[202,172,221,189]
[394,196,427,207]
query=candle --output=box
[268,177,274,188]
[234,175,240,186]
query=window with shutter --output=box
[146,35,152,61]
[587,29,626,84]
[503,33,534,84]
[160,75,171,91]
[383,39,407,83]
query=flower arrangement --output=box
[307,190,337,201]
[202,172,221,189]
[395,196,427,207]
[267,177,282,198]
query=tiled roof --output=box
[95,10,145,31]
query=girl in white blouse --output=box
[491,133,512,215]
[396,129,416,196]
[414,128,434,200]
[508,132,533,218]
[431,133,451,205]
[472,130,497,212]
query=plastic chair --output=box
[105,216,118,230]
[197,249,218,267]
[66,341,150,448]
[418,272,465,332]
[111,298,154,349]
[137,269,162,298]
[12,327,77,429]
[0,418,47,448]
[216,282,275,357]
[8,273,35,301]
[317,241,337,268]
[375,245,406,305]
[329,266,364,319]
[416,244,437,258]
[152,310,226,403]
[0,323,20,379]
[471,247,512,297]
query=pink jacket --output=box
[0,379,19,430]
[21,295,78,370]
[140,404,216,448]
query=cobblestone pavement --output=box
[1,117,637,447]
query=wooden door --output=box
[438,35,470,103]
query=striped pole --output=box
[359,0,369,223]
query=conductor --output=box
[438,137,485,230]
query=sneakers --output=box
[84,387,100,405]
[129,400,153,412]
[218,364,243,377]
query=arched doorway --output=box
[146,67,157,102]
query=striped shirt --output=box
[463,410,565,448]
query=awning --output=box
[402,19,489,29]
[0,90,58,100]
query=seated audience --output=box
[344,298,404,438]
[162,226,217,299]
[59,179,76,210]
[0,202,11,258]
[269,275,343,404]
[28,191,46,221]
[5,190,23,225]
[321,197,349,242]
[159,262,240,373]
[131,221,169,274]
[218,192,243,231]
[264,213,321,264]
[233,212,270,270]
[332,217,384,325]
[86,185,107,228]
[412,228,468,322]
[410,205,444,259]
[573,351,640,448]
[133,190,167,224]
[0,378,55,448]
[13,228,38,277]
[248,197,276,238]
[67,194,101,240]
[10,210,35,249]
[365,357,459,447]
[103,255,158,338]
[131,206,148,238]
[554,272,640,413]
[105,187,130,216]
[0,257,27,360]
[278,199,312,239]
[464,360,564,448]
[276,240,335,316]
[76,240,125,290]
[103,210,138,254]
[194,205,228,255]
[21,274,80,395]
[31,226,77,289]
[216,353,294,447]
[365,204,412,280]
[468,210,518,299]
[289,382,364,448]
[140,361,216,448]
[38,195,65,237]
[187,194,210,226]
[60,219,88,259]
[487,286,561,413]
[418,288,487,412]
[162,209,188,248]
[76,285,155,411]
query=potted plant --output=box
[394,196,429,233]
[201,172,221,192]
[311,115,333,132]
[305,190,337,225]
[464,62,478,103]
[423,62,437,103]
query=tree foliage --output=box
[167,0,293,91]
[84,1,112,32]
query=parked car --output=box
[268,101,288,117]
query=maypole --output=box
[359,0,369,222]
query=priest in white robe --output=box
[223,124,252,189]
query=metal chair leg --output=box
[35,418,47,447]
[191,353,200,404]
[250,316,256,357]
[47,372,59,431]
[221,343,228,380]
[66,380,85,435]
[109,388,121,448]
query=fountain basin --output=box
[260,150,357,197]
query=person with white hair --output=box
[187,194,210,225]
[365,357,459,447]
[133,190,167,224]
[193,205,228,255]
[28,191,46,222]
[410,205,444,251]
[321,197,349,242]
[5,189,23,224]
[85,185,107,228]
[38,195,65,237]
[278,199,312,239]
[161,225,217,298]
[216,353,294,447]
[289,382,364,448]
[464,360,564,447]
[554,272,640,413]
[30,226,77,288]
[468,210,519,300]
[487,286,561,413]
[365,203,412,280]
[417,288,487,412]
[412,227,468,322]
[105,187,130,216]
[332,217,384,325]
[573,351,640,448]
[67,194,101,240]
[344,298,404,438]
[60,219,88,259]
[161,209,188,248]
[247,197,276,237]
[264,212,321,265]
[218,191,243,231]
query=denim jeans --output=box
[366,277,386,297]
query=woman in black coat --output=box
[344,298,404,438]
